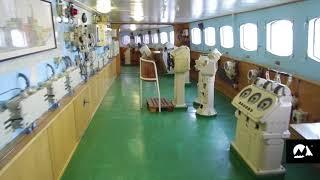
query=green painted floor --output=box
[62,66,318,180]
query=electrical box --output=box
[94,14,109,23]
[20,88,48,128]
[87,24,111,47]
[95,24,108,47]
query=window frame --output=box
[220,25,234,49]
[143,34,150,44]
[307,17,320,62]
[240,23,258,51]
[122,35,130,45]
[169,31,175,44]
[160,32,168,44]
[266,19,293,57]
[135,35,141,44]
[204,27,216,47]
[152,33,159,44]
[191,28,202,45]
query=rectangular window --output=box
[220,26,234,48]
[191,28,201,45]
[204,27,216,46]
[308,17,320,62]
[169,31,175,44]
[266,20,293,56]
[122,35,130,45]
[144,34,150,44]
[135,35,141,44]
[240,23,257,51]
[160,32,168,44]
[152,33,158,44]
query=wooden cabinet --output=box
[73,86,91,139]
[47,103,77,180]
[102,65,109,92]
[0,59,119,180]
[89,75,99,116]
[116,54,121,76]
[96,72,103,104]
[0,131,54,180]
[104,64,112,92]
[112,59,116,76]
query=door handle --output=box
[83,99,89,107]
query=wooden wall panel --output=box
[116,54,121,76]
[120,47,126,65]
[190,51,320,123]
[173,24,190,47]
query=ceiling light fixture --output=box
[130,24,137,31]
[131,2,144,22]
[96,0,111,13]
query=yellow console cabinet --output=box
[47,102,77,180]
[89,75,99,117]
[0,130,54,180]
[73,85,92,139]
[96,71,104,103]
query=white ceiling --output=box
[76,0,300,31]
[119,24,171,32]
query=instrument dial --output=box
[248,93,261,104]
[257,98,273,111]
[240,88,252,98]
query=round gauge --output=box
[257,98,273,111]
[81,13,87,23]
[248,93,261,104]
[240,88,252,98]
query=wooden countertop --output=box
[290,123,320,139]
[0,59,116,170]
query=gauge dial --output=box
[257,98,273,111]
[240,88,252,98]
[248,93,261,104]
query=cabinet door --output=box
[89,75,99,117]
[73,86,91,139]
[0,131,54,180]
[106,64,111,86]
[96,72,104,103]
[112,58,117,76]
[107,64,113,88]
[47,103,77,179]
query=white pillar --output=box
[185,71,190,84]
[174,72,187,108]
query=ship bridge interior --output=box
[0,0,319,180]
